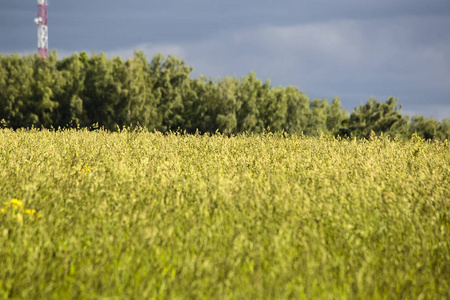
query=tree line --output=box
[0,51,449,140]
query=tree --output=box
[441,118,450,140]
[283,86,310,135]
[82,52,122,130]
[343,97,409,139]
[150,54,193,131]
[54,53,86,128]
[306,98,328,136]
[29,51,62,128]
[0,54,35,128]
[2,51,447,140]
[117,51,159,130]
[259,84,287,133]
[236,72,265,133]
[408,116,447,140]
[325,97,347,134]
[210,77,240,134]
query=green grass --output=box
[0,128,449,299]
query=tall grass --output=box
[0,128,449,299]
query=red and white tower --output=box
[34,0,48,59]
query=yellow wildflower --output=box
[1,199,41,221]
[11,199,23,205]
[11,199,23,209]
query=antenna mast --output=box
[34,0,48,59]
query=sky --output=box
[1,0,449,120]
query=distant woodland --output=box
[0,51,449,140]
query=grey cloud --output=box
[1,0,449,119]
[112,15,449,118]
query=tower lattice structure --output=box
[34,0,48,59]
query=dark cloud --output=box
[0,0,449,119]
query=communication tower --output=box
[34,0,48,59]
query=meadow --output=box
[0,128,449,299]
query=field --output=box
[0,128,449,299]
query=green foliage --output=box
[31,51,63,128]
[259,84,288,133]
[82,53,122,131]
[0,52,448,139]
[0,130,449,299]
[194,76,241,134]
[306,98,328,135]
[409,115,450,140]
[0,54,34,128]
[54,53,86,127]
[283,86,310,134]
[342,97,410,139]
[113,51,159,131]
[150,54,193,131]
[325,96,347,132]
[235,72,264,133]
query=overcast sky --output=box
[1,0,449,120]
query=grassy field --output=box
[0,128,449,299]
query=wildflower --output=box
[11,199,23,206]
[11,199,23,209]
[78,166,91,174]
[82,166,91,173]
[1,199,41,221]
